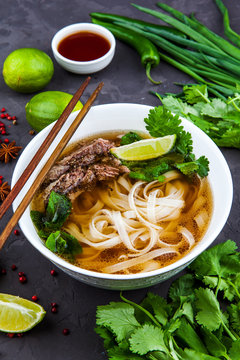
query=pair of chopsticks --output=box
[0,77,104,249]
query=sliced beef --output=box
[42,137,130,201]
[92,164,129,181]
[45,138,114,183]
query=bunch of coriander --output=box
[96,240,240,360]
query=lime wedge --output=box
[110,135,176,161]
[0,293,46,333]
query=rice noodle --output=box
[103,248,178,274]
[63,171,210,274]
[179,227,195,249]
[194,210,208,230]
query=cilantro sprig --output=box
[95,239,240,360]
[122,105,209,181]
[159,84,240,149]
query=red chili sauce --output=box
[57,31,110,61]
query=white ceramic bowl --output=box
[12,103,233,290]
[51,23,116,74]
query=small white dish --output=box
[12,103,233,290]
[51,23,116,74]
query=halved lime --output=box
[110,135,176,161]
[0,293,46,333]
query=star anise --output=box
[0,181,10,202]
[0,141,22,163]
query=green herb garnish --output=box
[122,105,209,181]
[159,84,240,149]
[95,239,240,360]
[120,131,143,145]
[30,191,81,259]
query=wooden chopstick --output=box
[0,81,104,249]
[0,76,91,221]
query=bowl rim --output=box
[51,22,116,66]
[12,103,233,281]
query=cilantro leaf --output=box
[201,328,229,358]
[175,130,193,156]
[178,348,219,360]
[162,96,199,116]
[175,317,207,353]
[140,292,169,326]
[95,326,116,350]
[189,240,239,278]
[229,339,240,360]
[124,153,184,182]
[175,156,209,178]
[214,128,240,149]
[227,303,240,333]
[96,302,140,343]
[202,276,235,300]
[129,163,172,182]
[144,106,182,138]
[180,301,194,324]
[168,274,195,303]
[194,156,210,177]
[120,132,143,145]
[195,288,228,331]
[129,324,168,355]
[200,98,227,118]
[108,345,145,360]
[183,84,209,104]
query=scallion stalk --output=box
[215,0,240,47]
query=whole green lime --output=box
[25,91,83,132]
[2,48,54,93]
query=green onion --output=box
[215,0,240,47]
[148,29,235,62]
[156,2,240,60]
[190,13,240,61]
[131,3,222,50]
[114,20,239,92]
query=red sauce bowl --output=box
[51,23,116,74]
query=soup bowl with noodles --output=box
[12,103,233,290]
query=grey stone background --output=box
[0,0,239,359]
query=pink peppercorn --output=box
[51,306,58,314]
[62,329,70,335]
[50,269,57,276]
[32,295,38,302]
[19,275,27,284]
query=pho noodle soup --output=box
[31,132,213,275]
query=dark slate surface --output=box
[0,1,239,359]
